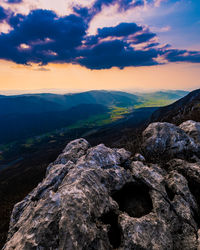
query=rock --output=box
[165,170,198,224]
[142,122,197,160]
[4,122,200,250]
[133,153,146,162]
[119,212,173,250]
[54,138,90,165]
[3,140,134,250]
[131,161,166,191]
[179,120,200,144]
[167,158,200,185]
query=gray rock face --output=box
[4,121,200,250]
[133,153,146,162]
[142,122,198,160]
[179,120,200,145]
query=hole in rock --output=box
[112,182,153,218]
[100,211,121,249]
[165,185,175,201]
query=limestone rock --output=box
[179,120,200,144]
[142,122,197,160]
[4,121,200,250]
[133,153,146,162]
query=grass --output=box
[110,106,131,121]
[0,141,18,152]
[67,106,132,129]
[134,98,175,109]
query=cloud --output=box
[85,22,155,46]
[85,22,143,45]
[77,40,160,69]
[0,2,199,70]
[0,9,87,64]
[97,22,143,38]
[134,32,157,44]
[0,6,8,22]
[78,21,162,69]
[34,67,50,71]
[6,0,23,3]
[92,0,145,12]
[165,49,200,63]
[8,13,25,27]
[144,42,160,49]
[73,0,145,21]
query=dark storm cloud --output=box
[73,0,145,21]
[0,6,161,68]
[77,40,160,69]
[0,1,200,70]
[92,0,144,13]
[0,6,8,22]
[85,22,155,46]
[84,22,143,45]
[165,49,200,63]
[144,42,160,49]
[6,0,23,3]
[0,9,87,65]
[8,13,25,27]
[134,32,157,44]
[97,22,143,38]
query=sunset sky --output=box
[0,0,199,92]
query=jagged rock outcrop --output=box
[142,121,199,160]
[4,121,200,250]
[179,120,200,145]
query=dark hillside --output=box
[151,89,200,124]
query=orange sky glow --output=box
[0,60,199,92]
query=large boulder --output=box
[3,127,200,250]
[179,120,200,144]
[142,122,197,160]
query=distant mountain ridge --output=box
[137,90,189,100]
[0,90,140,115]
[0,89,189,115]
[0,89,189,144]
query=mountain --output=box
[0,89,188,116]
[150,89,200,124]
[0,104,108,144]
[0,90,140,116]
[0,89,188,145]
[0,95,63,115]
[138,90,189,100]
[3,120,200,249]
[0,90,141,144]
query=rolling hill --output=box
[0,90,140,116]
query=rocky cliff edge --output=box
[3,120,200,250]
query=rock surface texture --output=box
[3,121,200,250]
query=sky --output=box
[0,0,199,92]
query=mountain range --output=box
[0,89,188,144]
